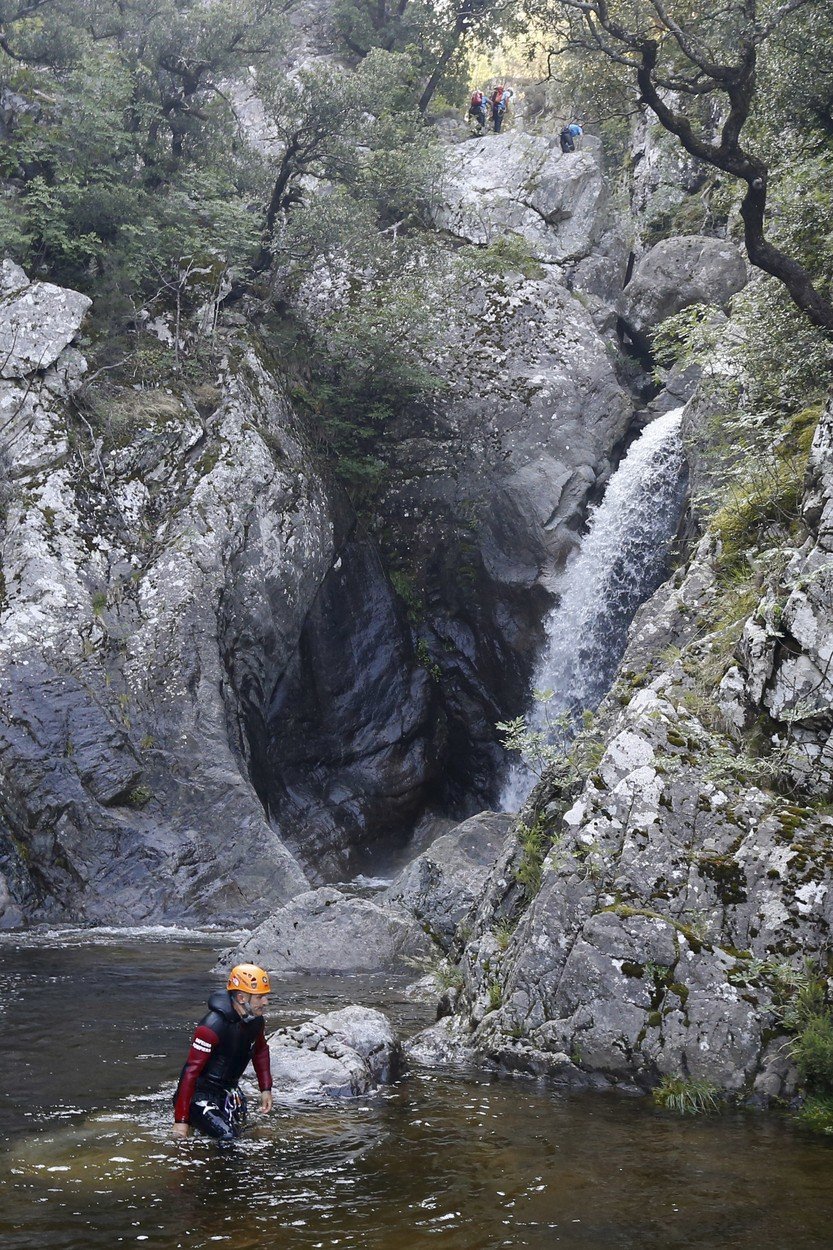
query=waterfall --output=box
[501,406,688,811]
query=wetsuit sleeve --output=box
[252,1028,272,1092]
[173,1024,220,1122]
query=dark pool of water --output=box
[1,932,832,1250]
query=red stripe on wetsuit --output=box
[174,1024,272,1122]
[251,1029,272,1092]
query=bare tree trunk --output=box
[418,2,476,114]
[418,38,459,113]
[636,45,833,336]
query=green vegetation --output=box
[493,917,516,951]
[436,962,465,992]
[459,236,545,282]
[529,0,833,334]
[498,697,603,788]
[330,0,524,113]
[710,431,817,578]
[735,958,833,1133]
[797,1094,833,1136]
[793,1014,833,1091]
[513,815,557,898]
[0,0,276,325]
[486,980,503,1011]
[0,4,467,522]
[653,1075,720,1116]
[124,784,152,809]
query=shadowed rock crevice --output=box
[251,538,447,880]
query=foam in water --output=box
[0,924,247,948]
[501,406,687,811]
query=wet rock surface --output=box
[229,886,433,973]
[265,1005,402,1102]
[260,539,442,881]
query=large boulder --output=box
[619,236,747,349]
[384,811,512,947]
[0,260,91,379]
[432,132,608,262]
[229,887,433,973]
[266,1005,402,1103]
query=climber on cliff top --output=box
[560,121,583,153]
[469,88,489,132]
[173,963,273,1147]
[491,84,514,134]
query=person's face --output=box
[245,992,270,1016]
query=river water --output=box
[1,932,832,1249]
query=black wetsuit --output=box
[174,990,272,1144]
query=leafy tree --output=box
[529,0,833,334]
[329,0,522,114]
[0,0,281,319]
[1,0,290,169]
[256,54,454,511]
[255,49,441,268]
[415,0,507,112]
[331,0,412,57]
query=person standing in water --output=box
[173,963,273,1147]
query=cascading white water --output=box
[501,406,688,811]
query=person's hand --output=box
[173,1122,190,1139]
[260,1091,273,1115]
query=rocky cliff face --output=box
[0,261,322,925]
[0,85,762,929]
[425,397,833,1100]
[221,124,643,879]
[359,132,636,812]
[0,124,648,921]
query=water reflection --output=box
[1,934,832,1249]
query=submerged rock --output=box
[266,1005,402,1102]
[404,1015,477,1068]
[229,887,433,973]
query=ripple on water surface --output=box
[1,934,832,1249]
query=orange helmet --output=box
[227,963,271,994]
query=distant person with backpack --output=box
[491,85,514,134]
[469,89,488,133]
[560,121,583,153]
